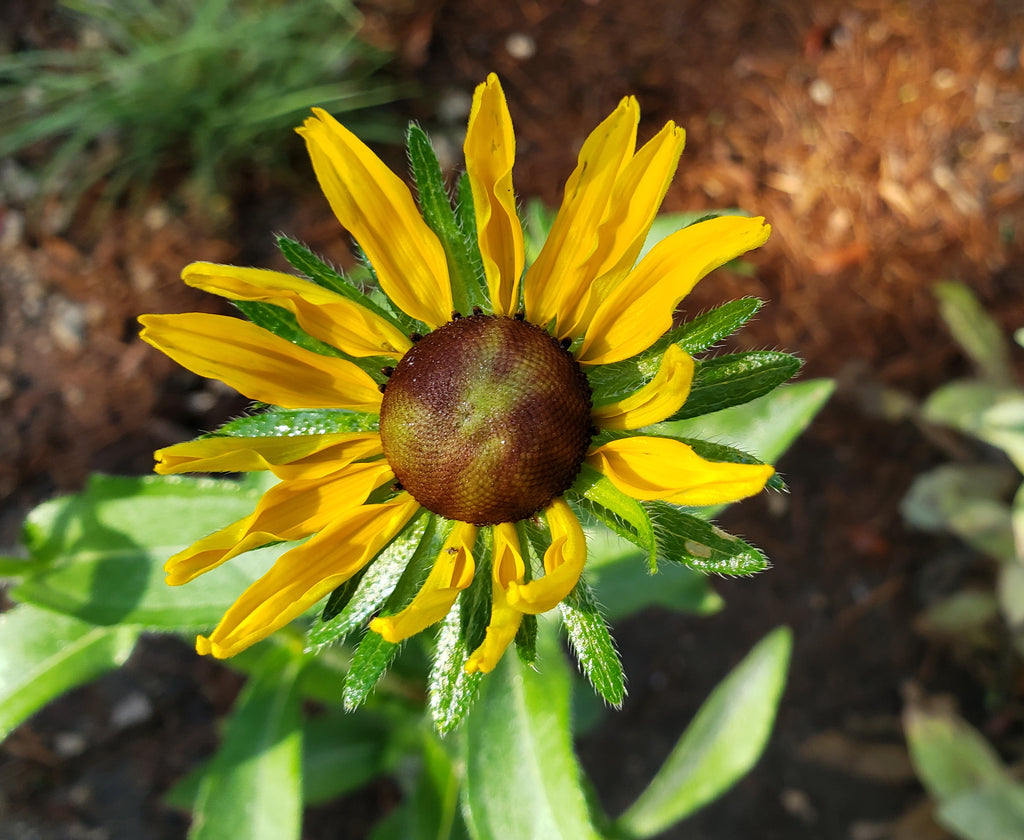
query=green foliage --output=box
[905,700,1024,840]
[0,0,404,208]
[901,282,1024,654]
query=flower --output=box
[139,74,774,675]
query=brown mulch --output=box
[2,0,1023,837]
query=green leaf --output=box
[904,702,1008,801]
[189,647,304,840]
[670,351,802,420]
[614,626,792,837]
[429,601,483,734]
[901,464,1017,563]
[407,124,487,313]
[934,281,1015,386]
[0,604,139,739]
[559,580,625,706]
[463,625,601,840]
[213,407,379,437]
[648,501,770,575]
[657,378,835,465]
[925,382,1024,474]
[342,630,401,711]
[938,782,1024,840]
[12,474,286,629]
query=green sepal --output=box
[342,630,400,711]
[587,298,764,407]
[669,351,802,421]
[233,299,343,356]
[459,530,494,654]
[212,407,378,437]
[514,614,538,665]
[377,515,450,614]
[319,567,368,623]
[429,601,483,734]
[559,580,625,707]
[646,501,770,575]
[407,124,488,314]
[276,234,414,330]
[572,464,657,570]
[455,172,485,285]
[306,513,430,650]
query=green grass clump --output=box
[0,0,406,208]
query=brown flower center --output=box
[379,314,593,525]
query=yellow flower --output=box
[139,74,774,674]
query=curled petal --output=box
[139,313,383,412]
[465,523,525,674]
[155,432,383,480]
[182,262,411,358]
[506,498,586,614]
[165,460,394,586]
[523,97,639,331]
[297,109,452,328]
[370,522,478,643]
[196,494,420,658]
[579,216,772,365]
[591,345,695,430]
[586,436,774,506]
[465,74,524,316]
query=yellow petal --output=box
[557,121,686,338]
[591,345,695,430]
[196,494,420,658]
[297,109,452,328]
[506,498,586,614]
[465,74,525,316]
[523,97,639,332]
[464,522,525,674]
[139,313,383,412]
[165,460,394,586]
[370,521,478,643]
[586,436,774,506]
[155,432,383,480]
[578,216,771,364]
[182,262,411,358]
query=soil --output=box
[3,0,1024,838]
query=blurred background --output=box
[2,0,1023,837]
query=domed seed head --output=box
[379,314,593,525]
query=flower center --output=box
[379,314,593,525]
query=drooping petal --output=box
[297,109,452,328]
[591,345,695,430]
[164,460,395,586]
[464,522,525,674]
[578,215,772,364]
[182,262,411,358]
[196,494,421,658]
[506,498,586,614]
[370,522,478,643]
[465,74,524,316]
[586,436,774,506]
[523,97,639,332]
[155,432,383,480]
[139,313,383,412]
[557,121,686,338]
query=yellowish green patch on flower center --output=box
[380,314,593,525]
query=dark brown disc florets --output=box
[379,314,593,525]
